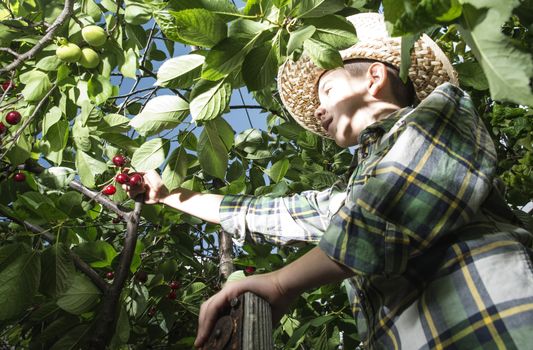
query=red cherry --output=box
[112,217,122,224]
[167,290,177,300]
[112,154,126,167]
[115,173,129,184]
[0,122,6,134]
[13,172,26,182]
[169,280,180,290]
[135,270,148,283]
[106,271,114,280]
[2,81,14,91]
[128,173,143,187]
[5,111,21,125]
[102,184,116,195]
[244,266,256,274]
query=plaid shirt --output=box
[220,83,533,349]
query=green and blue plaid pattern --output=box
[219,83,533,349]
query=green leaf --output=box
[162,146,188,191]
[75,150,108,188]
[42,106,62,137]
[303,38,343,69]
[120,45,138,79]
[87,74,113,105]
[39,244,75,298]
[0,247,41,320]
[73,241,118,268]
[190,79,232,122]
[169,8,227,48]
[130,137,169,171]
[21,70,52,102]
[294,0,345,18]
[115,306,130,343]
[124,0,152,25]
[458,2,533,105]
[287,25,316,56]
[400,33,418,83]
[304,15,357,50]
[455,61,489,90]
[50,324,90,350]
[90,113,131,134]
[198,121,230,179]
[266,158,290,183]
[156,54,205,89]
[57,274,101,314]
[5,133,32,165]
[243,40,280,91]
[44,120,69,152]
[38,167,76,190]
[129,95,189,136]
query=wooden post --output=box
[204,292,273,350]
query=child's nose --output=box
[314,106,326,120]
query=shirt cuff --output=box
[219,194,256,246]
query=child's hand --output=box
[122,169,169,205]
[194,272,296,349]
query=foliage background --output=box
[0,0,532,349]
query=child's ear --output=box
[366,62,388,97]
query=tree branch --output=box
[88,194,143,349]
[219,230,234,279]
[0,206,108,292]
[68,181,132,220]
[0,0,74,74]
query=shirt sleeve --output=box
[319,83,498,276]
[219,183,347,246]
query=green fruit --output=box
[82,26,107,47]
[79,47,100,68]
[56,43,82,63]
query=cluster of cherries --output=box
[101,154,143,196]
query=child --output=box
[127,13,533,350]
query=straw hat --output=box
[277,12,459,138]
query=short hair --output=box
[343,59,417,107]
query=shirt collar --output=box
[358,107,414,145]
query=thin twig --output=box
[0,207,108,292]
[0,47,20,57]
[0,0,74,74]
[0,85,57,160]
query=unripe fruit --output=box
[102,185,116,195]
[116,173,129,184]
[56,43,82,63]
[78,47,100,68]
[128,173,143,187]
[106,271,114,280]
[2,81,14,91]
[0,122,6,134]
[13,172,25,182]
[82,26,107,47]
[6,111,21,125]
[244,266,256,274]
[167,290,177,300]
[169,280,180,290]
[112,154,126,167]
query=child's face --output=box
[316,68,370,147]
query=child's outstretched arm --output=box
[193,246,354,349]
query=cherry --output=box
[0,122,6,134]
[167,290,177,300]
[244,266,256,274]
[147,307,156,317]
[112,217,122,224]
[13,172,26,182]
[169,280,180,290]
[112,154,126,167]
[135,270,148,283]
[115,173,129,184]
[102,184,116,195]
[5,111,21,125]
[106,271,114,280]
[128,173,143,187]
[2,81,14,91]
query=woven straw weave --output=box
[277,13,458,138]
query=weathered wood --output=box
[205,292,273,350]
[242,292,273,350]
